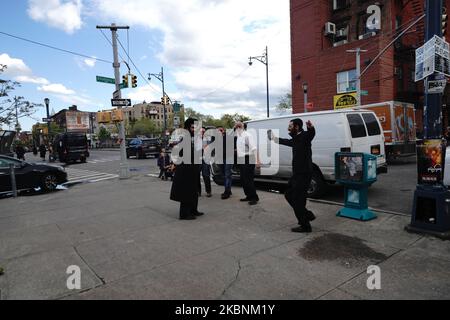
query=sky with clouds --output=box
[0,0,291,131]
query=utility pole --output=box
[346,48,368,106]
[148,67,167,143]
[406,0,450,239]
[249,46,270,118]
[96,23,131,179]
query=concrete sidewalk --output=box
[0,175,449,300]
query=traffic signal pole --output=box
[406,0,450,239]
[96,24,131,179]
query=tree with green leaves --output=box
[1,65,42,127]
[98,127,112,142]
[129,118,157,137]
[276,93,292,114]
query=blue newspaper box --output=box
[335,152,378,221]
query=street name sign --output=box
[111,99,132,107]
[42,118,54,122]
[96,76,115,84]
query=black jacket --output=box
[170,136,201,204]
[279,126,315,175]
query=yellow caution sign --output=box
[334,92,358,110]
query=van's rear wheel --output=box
[307,170,326,199]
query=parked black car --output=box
[0,155,68,194]
[126,138,161,159]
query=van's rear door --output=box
[346,112,386,167]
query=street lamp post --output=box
[44,98,50,137]
[303,82,308,113]
[249,46,270,118]
[148,67,168,146]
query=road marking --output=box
[64,168,118,185]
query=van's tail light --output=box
[341,147,351,152]
[371,145,381,155]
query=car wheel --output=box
[41,173,58,192]
[307,170,326,199]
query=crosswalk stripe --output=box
[63,168,119,185]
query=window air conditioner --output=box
[325,22,336,36]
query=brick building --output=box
[123,101,184,130]
[290,0,450,128]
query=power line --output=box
[201,65,251,98]
[0,30,112,64]
[116,37,162,95]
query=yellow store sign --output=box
[334,92,358,110]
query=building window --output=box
[337,69,357,94]
[333,0,348,11]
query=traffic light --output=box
[131,75,137,88]
[161,95,169,105]
[443,7,448,37]
[122,75,129,88]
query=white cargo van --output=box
[212,109,387,198]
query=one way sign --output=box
[111,99,132,107]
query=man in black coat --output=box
[170,118,204,220]
[270,118,316,233]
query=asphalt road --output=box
[24,149,418,215]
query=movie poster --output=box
[416,139,445,185]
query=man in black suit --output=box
[270,118,316,233]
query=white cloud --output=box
[83,58,96,67]
[38,83,75,95]
[27,0,83,34]
[125,84,161,104]
[90,0,291,118]
[0,53,50,85]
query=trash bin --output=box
[335,152,378,221]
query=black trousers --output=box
[285,173,312,227]
[240,164,259,201]
[179,196,199,218]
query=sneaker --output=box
[291,226,312,233]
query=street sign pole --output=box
[97,23,130,179]
[407,0,450,239]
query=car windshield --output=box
[0,157,23,168]
[143,139,159,144]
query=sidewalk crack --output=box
[73,246,106,285]
[220,259,242,298]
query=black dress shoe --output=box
[248,200,258,206]
[193,211,204,217]
[180,215,196,220]
[240,198,250,202]
[221,193,231,200]
[206,193,212,198]
[291,226,312,233]
[307,210,316,221]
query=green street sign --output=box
[361,90,369,96]
[96,76,115,84]
[120,83,127,89]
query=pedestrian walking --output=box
[157,149,171,180]
[170,118,204,220]
[32,145,38,156]
[270,118,316,233]
[217,126,234,200]
[15,144,25,161]
[235,122,260,205]
[198,127,212,197]
[39,144,46,161]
